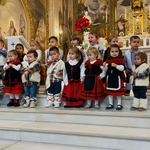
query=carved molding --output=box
[46,0,50,49]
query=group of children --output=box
[0,32,149,111]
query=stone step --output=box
[0,140,109,150]
[0,120,150,150]
[0,106,150,129]
[1,94,150,109]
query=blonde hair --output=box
[69,47,82,61]
[30,40,40,48]
[107,35,118,44]
[86,47,99,58]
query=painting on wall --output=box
[0,0,27,40]
[78,0,110,26]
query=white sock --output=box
[95,100,99,106]
[87,100,91,106]
[117,96,122,105]
[15,94,19,99]
[10,94,15,99]
[108,95,113,105]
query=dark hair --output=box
[89,31,99,38]
[49,46,59,54]
[135,52,147,63]
[15,43,24,50]
[107,44,122,59]
[107,35,118,43]
[70,34,83,45]
[130,36,140,42]
[69,47,82,61]
[8,49,21,59]
[0,39,4,45]
[27,50,38,58]
[49,36,58,42]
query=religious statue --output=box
[4,21,17,36]
[118,14,125,36]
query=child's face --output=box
[69,51,77,60]
[71,39,79,47]
[110,47,119,58]
[88,34,98,46]
[16,45,23,54]
[49,38,58,48]
[0,42,4,49]
[8,52,18,62]
[49,50,60,61]
[134,56,145,65]
[27,53,37,63]
[130,38,140,51]
[30,43,38,51]
[109,38,118,45]
[87,52,97,62]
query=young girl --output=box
[80,47,107,109]
[15,43,27,62]
[67,34,87,61]
[62,47,84,108]
[103,35,118,62]
[3,50,23,107]
[104,44,125,110]
[30,40,42,62]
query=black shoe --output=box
[64,105,74,108]
[116,105,123,110]
[125,90,130,96]
[14,99,20,107]
[106,104,114,109]
[76,105,83,108]
[7,99,14,107]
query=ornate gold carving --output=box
[46,0,50,49]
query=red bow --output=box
[114,43,121,48]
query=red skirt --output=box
[80,76,107,100]
[4,82,23,95]
[62,81,84,106]
[105,80,125,96]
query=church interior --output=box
[0,0,150,150]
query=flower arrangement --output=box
[74,17,90,33]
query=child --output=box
[67,34,87,61]
[0,39,7,93]
[45,47,64,108]
[3,50,23,107]
[124,36,141,96]
[62,47,84,108]
[15,43,27,62]
[104,44,125,110]
[30,40,42,62]
[80,47,107,109]
[130,52,149,111]
[20,50,41,108]
[45,36,65,62]
[88,31,104,60]
[103,35,118,62]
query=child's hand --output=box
[125,69,130,74]
[132,71,136,78]
[111,63,117,67]
[5,65,10,70]
[9,63,13,67]
[103,62,106,68]
[82,76,85,82]
[25,67,30,71]
[98,76,102,80]
[24,71,28,76]
[56,71,61,76]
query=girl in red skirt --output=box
[80,47,107,109]
[3,50,23,107]
[103,44,125,110]
[62,47,84,108]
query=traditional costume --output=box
[62,59,84,107]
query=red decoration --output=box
[74,17,90,32]
[107,36,110,42]
[114,43,121,48]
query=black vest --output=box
[66,60,82,82]
[85,64,102,76]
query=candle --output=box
[106,9,107,23]
[115,7,117,22]
[125,8,127,20]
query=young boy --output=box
[130,52,149,111]
[15,43,27,62]
[124,36,141,96]
[0,39,7,93]
[88,31,104,60]
[20,50,41,108]
[45,46,64,108]
[45,36,65,62]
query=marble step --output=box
[0,120,150,150]
[1,94,150,109]
[0,140,108,150]
[0,106,150,129]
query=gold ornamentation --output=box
[46,0,50,49]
